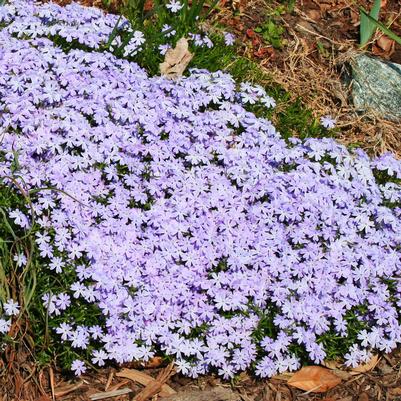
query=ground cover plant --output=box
[0,0,401,384]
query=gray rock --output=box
[350,54,401,121]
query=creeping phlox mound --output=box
[1,0,401,379]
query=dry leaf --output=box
[321,360,352,380]
[144,0,153,11]
[372,35,395,59]
[329,369,352,381]
[358,393,369,401]
[350,355,380,375]
[143,356,164,368]
[306,9,321,21]
[271,372,294,381]
[390,387,401,396]
[160,38,193,79]
[116,368,175,397]
[288,366,341,393]
[322,360,342,370]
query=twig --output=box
[134,363,176,401]
[49,367,55,401]
[89,387,133,400]
[54,381,84,398]
[104,370,114,391]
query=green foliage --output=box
[0,162,104,370]
[276,0,295,13]
[0,175,37,313]
[359,0,401,47]
[253,2,291,49]
[360,8,401,46]
[111,0,216,33]
[107,0,221,72]
[254,17,285,49]
[359,0,381,47]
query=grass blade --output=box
[359,0,381,47]
[360,8,401,46]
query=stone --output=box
[350,54,401,121]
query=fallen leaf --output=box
[271,372,294,381]
[144,0,153,11]
[322,360,342,370]
[390,387,401,396]
[329,369,352,381]
[116,368,175,397]
[288,366,341,393]
[306,9,321,21]
[144,356,164,368]
[246,28,256,38]
[358,392,369,401]
[160,38,193,79]
[372,35,395,59]
[253,46,275,59]
[350,355,380,375]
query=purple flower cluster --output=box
[1,0,401,378]
[1,0,120,48]
[0,0,235,60]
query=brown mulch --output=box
[5,350,401,401]
[2,1,401,400]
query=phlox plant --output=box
[0,171,39,366]
[107,0,227,73]
[120,0,219,32]
[1,0,401,380]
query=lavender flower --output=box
[159,44,171,55]
[0,0,400,379]
[320,115,336,129]
[166,0,183,13]
[162,24,176,38]
[0,319,11,334]
[223,32,235,46]
[71,359,86,376]
[3,299,19,316]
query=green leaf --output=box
[360,8,401,46]
[359,0,381,47]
